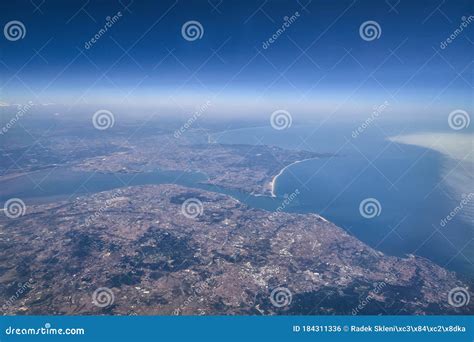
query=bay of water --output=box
[1,123,472,279]
[214,123,474,279]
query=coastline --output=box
[269,157,332,224]
[2,183,471,315]
[269,157,319,197]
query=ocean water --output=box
[1,123,472,279]
[0,169,207,204]
[214,124,474,279]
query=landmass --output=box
[72,139,326,196]
[1,128,326,196]
[0,184,472,315]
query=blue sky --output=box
[0,0,472,121]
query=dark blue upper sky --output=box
[0,0,472,120]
